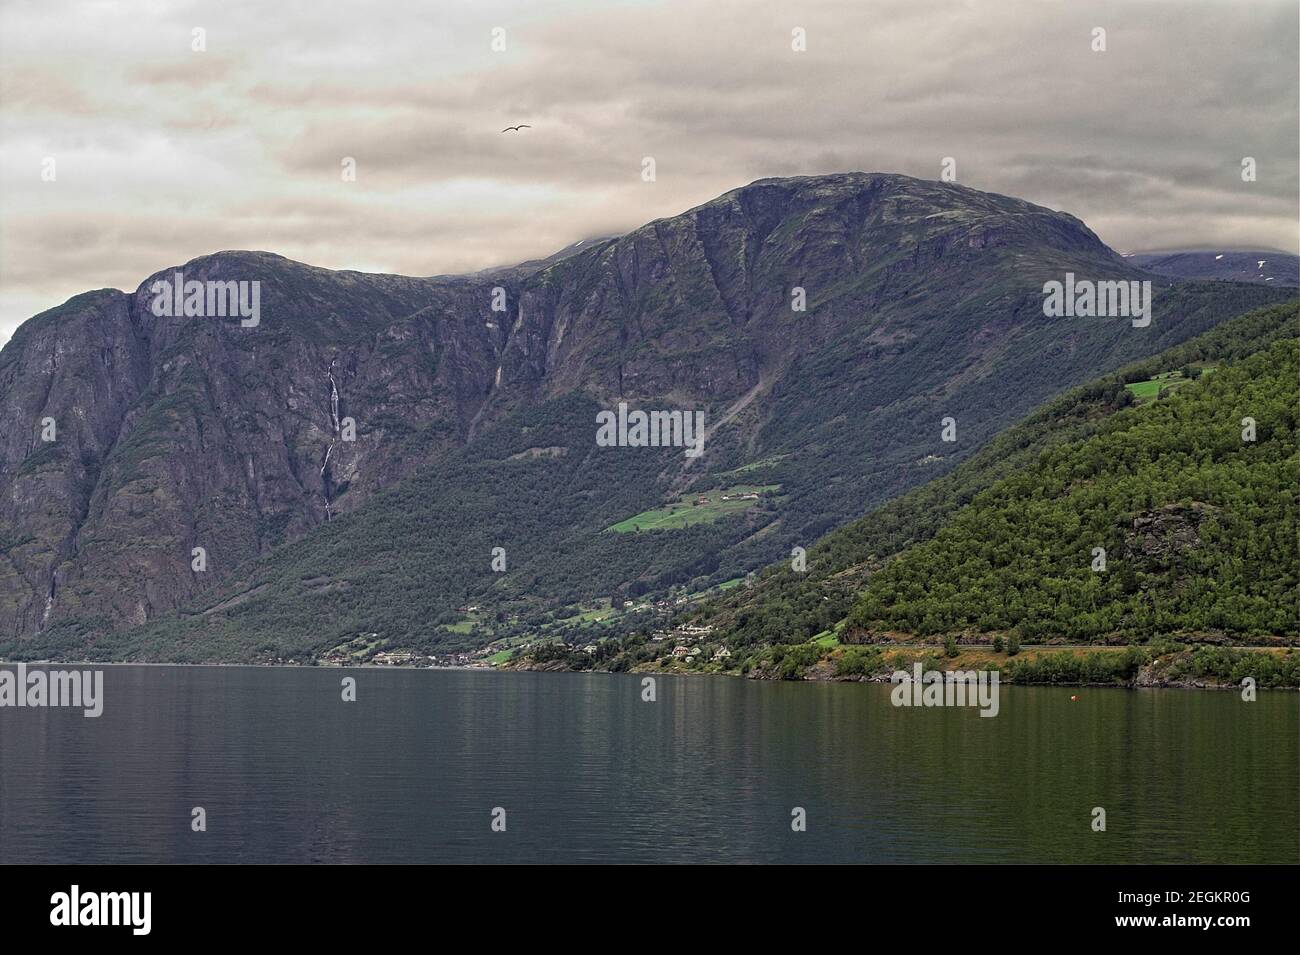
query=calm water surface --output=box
[0,665,1295,863]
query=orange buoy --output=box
[1070,695,1078,701]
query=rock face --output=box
[1126,502,1215,567]
[0,172,1287,652]
[0,256,507,638]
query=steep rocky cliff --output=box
[0,173,1289,657]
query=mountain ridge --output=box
[1,172,1292,659]
[513,300,1299,683]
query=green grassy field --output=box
[606,485,779,532]
[811,620,845,648]
[682,576,747,601]
[1125,365,1216,402]
[1125,377,1165,399]
[552,601,617,625]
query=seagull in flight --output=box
[501,124,531,133]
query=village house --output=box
[675,623,714,636]
[372,650,419,666]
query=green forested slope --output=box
[4,173,1291,661]
[846,336,1297,641]
[690,301,1299,647]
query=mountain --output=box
[845,333,1297,642]
[0,172,1292,661]
[1125,249,1300,287]
[678,301,1298,652]
[0,258,501,639]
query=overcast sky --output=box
[1,0,1296,346]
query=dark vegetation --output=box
[685,302,1298,653]
[3,175,1292,663]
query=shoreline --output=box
[501,662,1296,691]
[3,650,1296,691]
[503,639,1300,690]
[0,660,495,672]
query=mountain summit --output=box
[0,173,1288,659]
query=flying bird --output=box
[501,124,531,133]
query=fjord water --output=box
[0,666,1294,864]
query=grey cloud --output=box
[1,0,1296,347]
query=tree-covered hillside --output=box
[689,301,1299,648]
[4,174,1291,662]
[846,336,1296,641]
